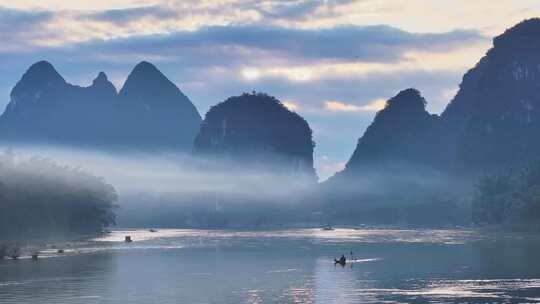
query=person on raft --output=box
[334,254,346,266]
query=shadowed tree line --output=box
[0,150,117,240]
[473,160,540,226]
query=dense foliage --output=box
[0,150,117,240]
[473,160,540,225]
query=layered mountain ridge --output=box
[337,18,540,182]
[0,61,202,151]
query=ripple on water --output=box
[2,228,540,304]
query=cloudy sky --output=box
[0,0,539,180]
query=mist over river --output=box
[2,228,540,303]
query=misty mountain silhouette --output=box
[344,88,438,173]
[0,61,202,150]
[335,18,540,180]
[194,92,317,180]
[1,18,540,185]
[116,61,202,149]
[323,18,540,205]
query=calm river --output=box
[1,228,540,303]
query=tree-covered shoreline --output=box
[473,160,540,228]
[0,150,117,241]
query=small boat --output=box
[57,249,64,254]
[334,258,346,266]
[322,225,334,231]
[149,229,158,233]
[125,236,133,243]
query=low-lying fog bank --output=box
[0,145,481,231]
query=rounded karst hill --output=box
[194,92,316,179]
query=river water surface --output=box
[1,228,540,303]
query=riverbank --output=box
[0,231,107,260]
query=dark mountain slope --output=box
[442,18,540,172]
[332,18,540,183]
[345,88,439,173]
[116,61,202,150]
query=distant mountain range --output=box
[0,61,202,151]
[329,18,540,187]
[2,19,540,191]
